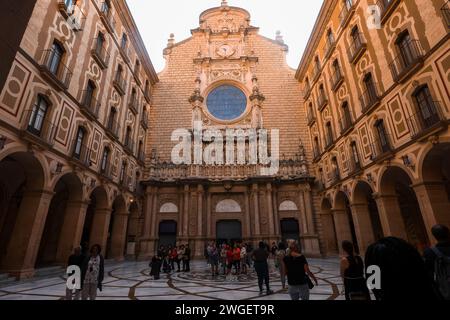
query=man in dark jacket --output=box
[184,244,191,272]
[252,241,273,295]
[81,244,105,300]
[66,246,84,300]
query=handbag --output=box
[305,275,314,289]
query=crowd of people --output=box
[64,224,450,301]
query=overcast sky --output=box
[126,0,323,73]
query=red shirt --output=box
[233,248,241,261]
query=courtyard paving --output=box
[0,258,346,300]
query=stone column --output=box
[266,183,275,236]
[271,187,280,237]
[89,207,112,255]
[298,187,309,234]
[332,209,352,255]
[183,185,190,237]
[350,203,376,254]
[55,200,89,264]
[1,189,54,278]
[412,181,450,243]
[195,184,204,257]
[138,186,154,260]
[244,189,251,238]
[373,193,407,240]
[252,183,261,237]
[110,210,130,261]
[303,186,316,234]
[206,190,212,239]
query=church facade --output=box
[139,2,322,258]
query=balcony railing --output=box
[369,134,393,161]
[443,1,450,28]
[100,161,113,179]
[339,112,353,135]
[91,41,110,69]
[389,39,424,83]
[348,33,367,64]
[339,0,356,28]
[57,1,86,30]
[376,0,401,24]
[100,2,116,34]
[106,120,120,139]
[360,84,380,114]
[330,168,341,185]
[39,49,73,91]
[113,72,126,96]
[79,90,100,119]
[348,156,362,175]
[21,109,57,147]
[71,139,92,167]
[128,96,139,115]
[324,39,336,60]
[331,68,344,92]
[307,112,316,126]
[317,93,328,110]
[141,111,149,129]
[124,137,135,155]
[406,101,447,139]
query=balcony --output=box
[330,168,341,185]
[141,111,149,129]
[376,0,401,25]
[348,33,367,64]
[79,91,100,120]
[339,112,353,135]
[91,41,110,69]
[360,84,381,114]
[100,2,116,34]
[317,93,328,111]
[20,110,57,147]
[324,40,336,60]
[348,156,362,175]
[106,120,120,140]
[443,1,450,28]
[39,49,73,91]
[113,73,126,96]
[339,0,356,28]
[331,68,344,92]
[128,96,139,115]
[406,101,447,140]
[70,140,92,168]
[124,137,135,156]
[57,1,86,31]
[389,40,424,83]
[100,161,113,180]
[307,112,316,126]
[369,134,394,162]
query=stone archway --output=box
[107,195,129,260]
[0,152,49,278]
[82,186,109,255]
[378,166,429,251]
[415,143,450,239]
[36,173,84,267]
[334,191,359,254]
[320,198,338,254]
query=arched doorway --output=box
[159,220,177,248]
[0,152,46,276]
[216,220,242,246]
[320,198,338,254]
[379,166,429,250]
[280,218,300,243]
[106,196,128,260]
[36,173,83,267]
[334,191,359,254]
[82,186,109,254]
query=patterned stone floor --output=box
[0,258,346,300]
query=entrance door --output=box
[158,220,177,248]
[280,219,300,243]
[216,220,242,246]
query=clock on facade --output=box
[206,85,247,121]
[216,44,235,58]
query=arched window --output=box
[325,121,333,147]
[331,156,340,180]
[125,126,132,147]
[47,41,65,75]
[119,161,127,184]
[375,119,390,153]
[350,141,361,170]
[73,126,86,159]
[28,95,50,136]
[101,147,110,173]
[327,29,335,46]
[314,56,321,72]
[121,33,128,50]
[313,136,320,157]
[134,60,140,75]
[83,80,96,108]
[340,101,352,132]
[107,107,117,131]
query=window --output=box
[375,120,390,152]
[327,29,335,46]
[206,85,247,121]
[65,0,74,9]
[121,34,128,50]
[145,80,150,95]
[131,88,136,101]
[125,126,132,146]
[107,107,117,130]
[350,141,360,168]
[96,32,105,51]
[314,137,320,157]
[84,80,96,107]
[28,95,49,135]
[331,157,340,180]
[116,65,123,81]
[341,102,352,130]
[101,147,110,173]
[414,85,439,127]
[396,31,414,67]
[351,25,359,41]
[73,126,85,159]
[135,60,140,74]
[48,41,64,75]
[325,122,333,146]
[138,140,143,156]
[364,73,377,101]
[120,161,127,184]
[314,56,321,72]
[344,0,353,9]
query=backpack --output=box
[431,247,450,300]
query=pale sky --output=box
[126,0,323,73]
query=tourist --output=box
[65,246,84,300]
[172,246,180,272]
[150,255,162,280]
[340,240,370,300]
[240,244,248,274]
[233,244,241,274]
[184,244,191,272]
[365,237,438,300]
[81,244,104,300]
[275,242,287,290]
[177,245,185,271]
[423,224,450,300]
[282,240,317,300]
[207,241,219,276]
[220,244,228,275]
[252,241,274,295]
[162,252,172,273]
[226,245,234,277]
[271,242,278,259]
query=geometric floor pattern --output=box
[0,258,346,300]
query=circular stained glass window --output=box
[206,85,247,121]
